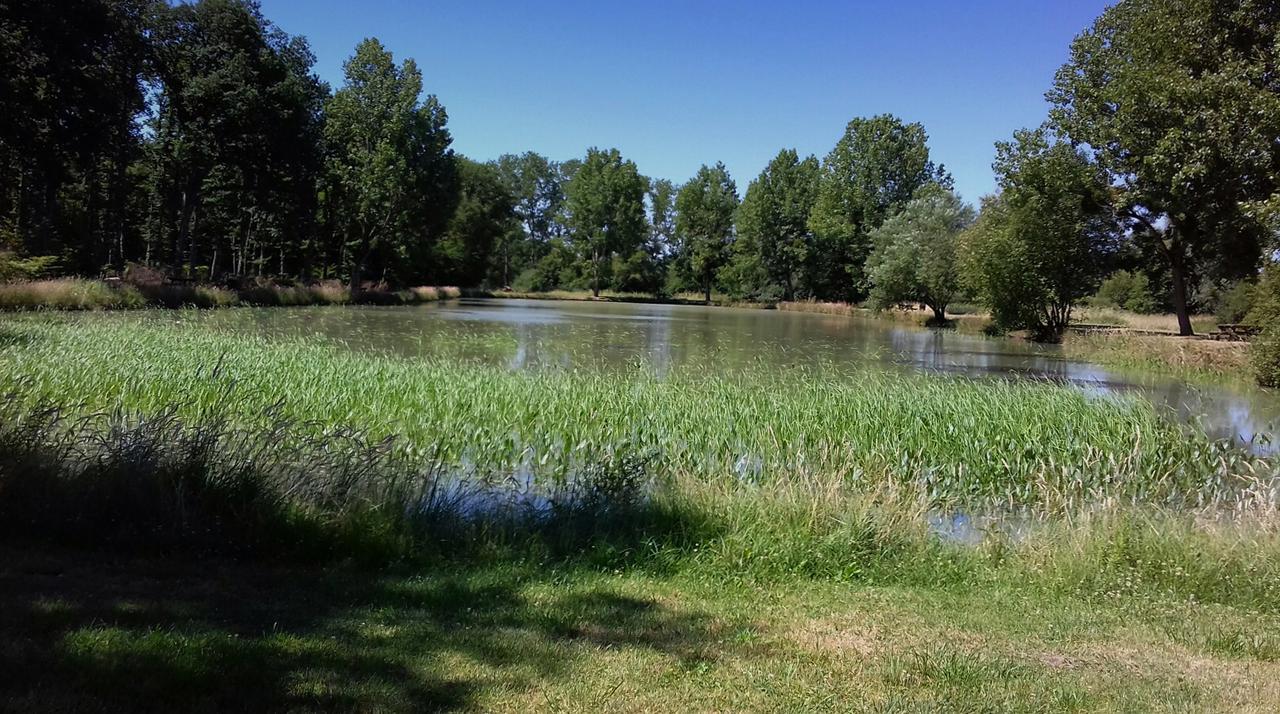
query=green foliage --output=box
[1213,279,1256,324]
[0,0,149,273]
[1093,270,1160,315]
[1049,0,1280,333]
[148,0,328,280]
[1251,331,1280,388]
[0,252,59,281]
[808,115,950,301]
[1248,263,1280,387]
[674,163,739,302]
[0,279,143,310]
[1,317,1268,514]
[1246,264,1280,328]
[733,149,820,300]
[561,148,648,296]
[324,37,456,288]
[866,184,973,320]
[435,159,518,287]
[491,152,568,286]
[961,128,1117,341]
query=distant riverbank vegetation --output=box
[4,0,1280,379]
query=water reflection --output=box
[141,298,1278,452]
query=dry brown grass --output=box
[0,278,143,310]
[1063,332,1250,380]
[1073,306,1219,334]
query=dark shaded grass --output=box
[0,548,724,713]
[0,395,714,568]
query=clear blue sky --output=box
[258,0,1109,204]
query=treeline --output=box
[2,0,1278,340]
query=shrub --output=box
[1246,263,1280,327]
[136,283,238,308]
[1252,330,1280,388]
[1249,264,1280,387]
[1093,270,1159,314]
[1216,280,1256,324]
[0,252,59,281]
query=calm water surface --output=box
[154,298,1276,451]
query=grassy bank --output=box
[2,315,1279,710]
[0,278,461,311]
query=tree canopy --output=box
[960,129,1119,341]
[561,148,648,297]
[734,149,820,300]
[809,115,951,301]
[1048,0,1280,334]
[324,37,455,289]
[675,163,739,303]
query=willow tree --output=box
[866,184,973,323]
[961,129,1118,342]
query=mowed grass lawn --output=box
[4,547,1280,713]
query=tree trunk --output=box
[1168,247,1193,336]
[177,182,200,276]
[704,282,711,304]
[592,248,600,297]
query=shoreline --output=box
[0,279,1253,386]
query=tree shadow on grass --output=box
[0,548,723,713]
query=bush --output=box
[1252,330,1280,388]
[1093,270,1159,314]
[1246,264,1280,327]
[0,252,59,281]
[1248,264,1280,387]
[1215,280,1256,324]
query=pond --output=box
[142,298,1276,451]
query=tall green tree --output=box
[434,158,516,287]
[147,0,327,279]
[324,38,455,289]
[561,147,647,297]
[867,184,973,322]
[1049,0,1280,334]
[0,0,149,271]
[960,129,1119,341]
[675,162,739,303]
[735,149,820,300]
[808,115,950,301]
[492,151,564,286]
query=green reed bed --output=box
[0,315,1270,513]
[4,314,1280,614]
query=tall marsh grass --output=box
[0,278,145,310]
[2,317,1279,606]
[0,318,1272,512]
